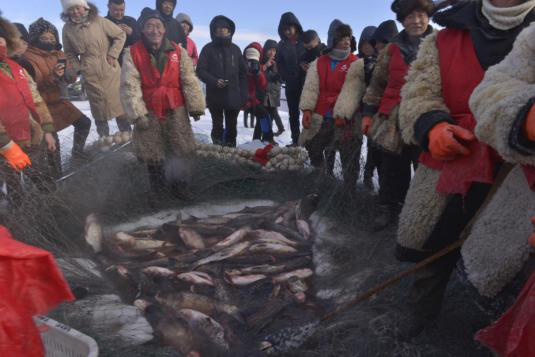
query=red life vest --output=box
[420,29,503,195]
[378,44,407,116]
[0,59,37,143]
[130,41,185,120]
[314,53,358,117]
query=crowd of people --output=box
[0,0,535,354]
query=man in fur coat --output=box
[397,0,535,337]
[120,8,205,197]
[299,20,358,191]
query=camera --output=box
[247,60,260,75]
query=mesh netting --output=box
[1,124,508,357]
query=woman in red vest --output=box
[397,0,535,338]
[120,8,205,198]
[299,20,357,186]
[361,0,434,231]
[0,16,57,207]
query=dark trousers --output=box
[243,108,255,128]
[267,107,284,132]
[305,119,335,169]
[285,86,302,145]
[253,116,274,143]
[95,116,132,137]
[378,145,420,206]
[406,182,493,319]
[209,108,239,147]
[339,136,362,194]
[364,141,382,184]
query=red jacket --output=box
[244,42,267,109]
[130,41,185,120]
[0,59,38,143]
[314,53,358,117]
[186,37,198,66]
[378,44,407,116]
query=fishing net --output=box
[1,106,512,357]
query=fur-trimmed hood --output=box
[0,16,22,54]
[61,2,98,23]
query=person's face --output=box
[108,2,125,20]
[215,27,230,37]
[335,36,351,51]
[283,25,297,39]
[361,41,375,56]
[161,1,175,16]
[403,10,429,37]
[38,32,57,50]
[68,5,89,22]
[267,48,276,59]
[375,41,387,51]
[181,22,191,35]
[303,37,319,50]
[143,18,166,46]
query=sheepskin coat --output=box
[120,44,205,162]
[62,3,126,121]
[398,25,534,298]
[333,58,367,128]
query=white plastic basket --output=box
[34,315,99,357]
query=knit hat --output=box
[60,0,89,12]
[29,18,60,46]
[245,47,261,62]
[175,13,193,32]
[138,7,166,29]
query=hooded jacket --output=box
[244,42,267,110]
[372,20,399,44]
[155,0,187,49]
[275,12,305,91]
[196,15,248,110]
[358,25,377,56]
[105,12,140,58]
[263,39,282,108]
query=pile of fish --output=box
[196,143,310,172]
[84,196,320,356]
[90,131,133,151]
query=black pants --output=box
[339,136,362,194]
[252,116,274,143]
[305,119,335,169]
[267,107,284,132]
[95,116,132,137]
[404,182,493,319]
[364,141,382,183]
[209,108,239,147]
[285,86,302,145]
[243,108,255,128]
[378,145,420,206]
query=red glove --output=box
[361,116,373,135]
[529,217,535,247]
[524,104,535,141]
[428,122,475,161]
[335,118,346,128]
[0,141,32,171]
[302,110,312,129]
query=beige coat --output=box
[62,4,126,121]
[120,45,206,162]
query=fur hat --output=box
[60,0,89,12]
[391,0,435,22]
[29,18,60,47]
[327,19,353,49]
[245,47,261,62]
[176,13,193,32]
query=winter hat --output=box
[175,13,193,32]
[212,17,231,31]
[13,23,29,43]
[391,0,434,23]
[245,47,261,62]
[60,0,89,12]
[372,20,399,44]
[29,18,60,46]
[327,19,353,49]
[302,30,319,44]
[138,7,166,29]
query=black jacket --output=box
[196,16,248,111]
[298,43,326,88]
[155,0,187,48]
[275,12,305,91]
[105,14,140,64]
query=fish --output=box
[130,228,158,237]
[177,309,229,351]
[177,272,214,286]
[287,278,309,294]
[142,266,176,278]
[272,268,314,284]
[179,227,205,250]
[194,241,251,268]
[156,292,244,324]
[213,227,251,249]
[275,216,284,224]
[251,230,298,247]
[195,216,232,226]
[85,213,103,253]
[248,243,298,255]
[296,220,312,240]
[114,232,168,250]
[226,274,267,286]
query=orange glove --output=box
[302,110,312,129]
[335,118,346,128]
[0,141,31,171]
[529,217,535,247]
[524,104,535,141]
[428,122,475,161]
[361,116,373,135]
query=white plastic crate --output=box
[34,315,99,357]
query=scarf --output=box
[328,48,350,61]
[482,0,535,30]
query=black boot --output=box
[72,120,91,162]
